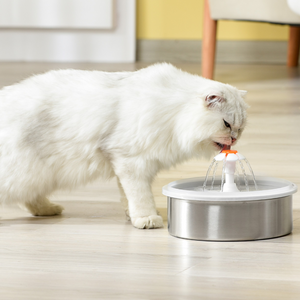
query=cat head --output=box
[202,86,248,152]
[174,82,248,161]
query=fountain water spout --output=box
[214,150,245,193]
[223,160,239,192]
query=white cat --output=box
[0,63,248,229]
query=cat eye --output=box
[223,119,231,129]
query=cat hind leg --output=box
[22,196,64,216]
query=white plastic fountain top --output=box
[214,150,245,162]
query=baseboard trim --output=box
[137,40,288,64]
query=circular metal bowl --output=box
[163,176,297,241]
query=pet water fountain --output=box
[163,150,297,241]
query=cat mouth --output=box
[214,142,231,151]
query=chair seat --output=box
[209,0,300,25]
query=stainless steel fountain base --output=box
[163,176,297,241]
[168,196,292,241]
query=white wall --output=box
[0,0,135,62]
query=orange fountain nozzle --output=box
[221,150,238,156]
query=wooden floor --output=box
[0,62,300,299]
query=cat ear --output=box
[239,90,247,97]
[205,94,226,108]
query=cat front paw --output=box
[131,215,164,229]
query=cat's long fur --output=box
[0,63,248,228]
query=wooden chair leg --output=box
[287,26,300,67]
[202,0,217,79]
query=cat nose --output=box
[231,137,237,144]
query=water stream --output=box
[238,159,249,191]
[210,161,219,190]
[202,158,216,191]
[244,158,258,191]
[200,151,258,192]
